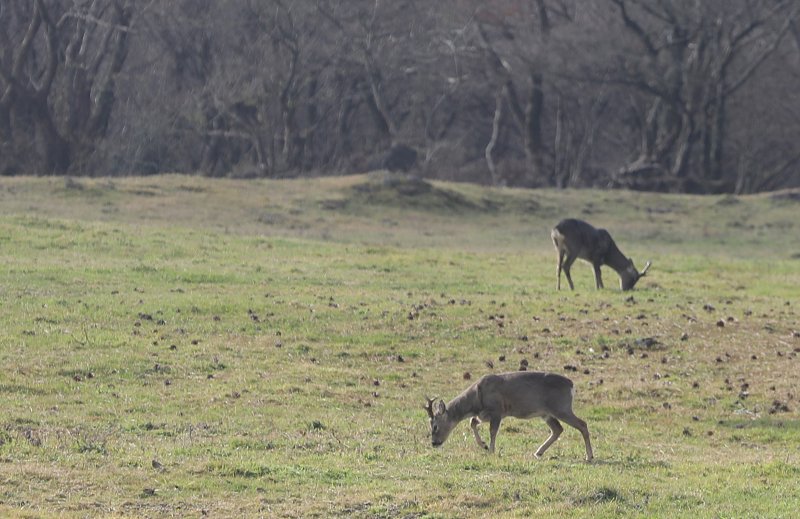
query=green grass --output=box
[0,173,799,517]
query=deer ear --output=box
[436,400,446,415]
[424,397,436,418]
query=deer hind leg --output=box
[593,263,604,289]
[535,416,563,458]
[555,410,593,461]
[556,249,565,290]
[470,417,488,451]
[562,253,578,290]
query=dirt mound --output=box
[349,172,480,212]
[770,189,800,203]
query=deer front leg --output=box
[535,417,563,458]
[593,263,604,289]
[563,253,577,290]
[470,417,488,450]
[488,418,501,453]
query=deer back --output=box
[476,371,575,419]
[552,219,611,264]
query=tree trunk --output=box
[485,89,503,185]
[524,72,545,185]
[87,3,133,139]
[32,97,71,174]
[670,111,694,182]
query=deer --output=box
[551,218,651,291]
[425,371,593,461]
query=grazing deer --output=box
[551,218,651,291]
[425,371,593,461]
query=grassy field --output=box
[0,173,798,518]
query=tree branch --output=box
[608,0,658,56]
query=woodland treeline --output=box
[2,0,799,193]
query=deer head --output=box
[425,397,455,447]
[621,259,652,290]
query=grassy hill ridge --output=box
[2,172,799,256]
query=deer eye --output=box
[432,425,439,433]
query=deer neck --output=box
[603,242,639,288]
[603,242,630,274]
[446,385,481,424]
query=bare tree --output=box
[317,0,408,148]
[465,0,556,186]
[603,0,799,192]
[0,0,134,175]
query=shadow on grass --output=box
[718,417,800,431]
[0,384,52,396]
[572,486,625,506]
[497,456,670,475]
